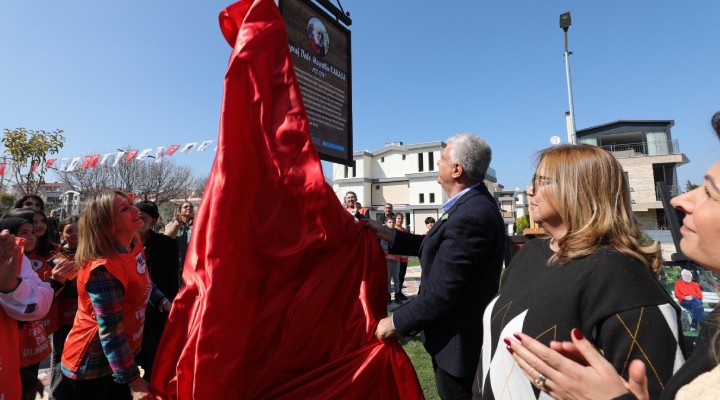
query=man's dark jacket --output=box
[391,184,505,377]
[136,229,180,380]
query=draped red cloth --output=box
[149,0,423,398]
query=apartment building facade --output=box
[576,120,688,231]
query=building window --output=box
[428,152,434,171]
[402,154,406,160]
[429,193,435,203]
[352,160,357,178]
[381,157,384,163]
[376,185,380,189]
[344,165,348,178]
[419,193,425,203]
[418,153,424,172]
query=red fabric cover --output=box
[150,0,422,398]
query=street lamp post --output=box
[560,12,577,144]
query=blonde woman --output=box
[505,113,720,399]
[59,190,168,400]
[474,145,683,399]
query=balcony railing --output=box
[599,140,680,158]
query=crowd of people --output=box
[0,193,186,400]
[0,112,718,399]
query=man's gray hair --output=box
[446,133,492,182]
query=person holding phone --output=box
[2,209,75,399]
[164,201,194,288]
[50,216,81,399]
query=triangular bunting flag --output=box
[46,159,57,168]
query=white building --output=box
[332,141,497,234]
[494,187,529,236]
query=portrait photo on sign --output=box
[307,17,329,56]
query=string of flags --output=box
[0,140,216,175]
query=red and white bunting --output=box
[125,150,139,163]
[112,152,125,167]
[165,144,181,156]
[66,157,81,172]
[154,147,165,164]
[135,148,152,162]
[180,143,197,155]
[197,140,213,152]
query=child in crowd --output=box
[50,216,80,399]
[380,218,402,304]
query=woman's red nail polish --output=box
[513,333,522,342]
[506,345,514,355]
[572,328,584,340]
[503,337,512,346]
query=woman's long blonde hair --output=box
[538,144,662,276]
[75,190,130,267]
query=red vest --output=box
[19,247,60,366]
[0,307,20,400]
[61,242,151,374]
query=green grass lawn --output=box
[401,336,439,399]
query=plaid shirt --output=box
[62,266,165,383]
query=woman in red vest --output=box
[0,218,56,400]
[60,190,160,400]
[3,208,75,399]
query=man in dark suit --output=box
[369,133,505,399]
[135,200,180,381]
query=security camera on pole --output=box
[560,12,577,145]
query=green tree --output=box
[685,180,699,192]
[516,215,530,235]
[2,128,65,194]
[0,193,16,216]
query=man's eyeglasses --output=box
[531,174,553,188]
[23,201,41,207]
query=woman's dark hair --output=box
[712,111,720,137]
[13,194,45,210]
[58,216,80,236]
[0,218,33,236]
[3,208,55,256]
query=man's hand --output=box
[366,220,395,242]
[0,230,22,292]
[375,317,396,340]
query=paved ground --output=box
[36,265,422,398]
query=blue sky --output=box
[1,1,718,192]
